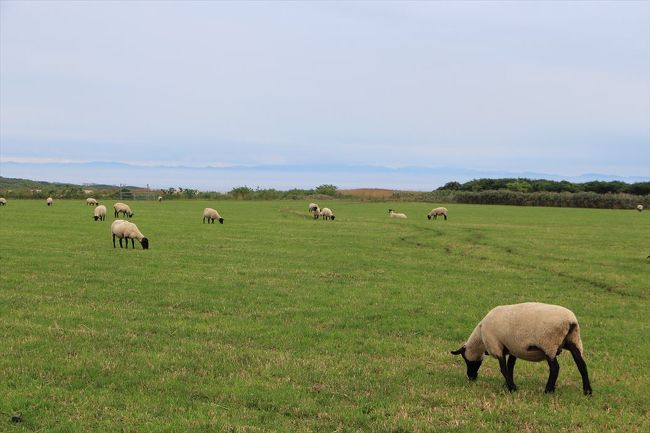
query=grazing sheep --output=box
[388,209,407,219]
[308,203,319,212]
[46,197,53,206]
[86,198,98,206]
[637,204,644,212]
[427,207,448,220]
[312,207,321,220]
[158,196,163,202]
[113,202,133,218]
[111,219,149,249]
[203,207,224,224]
[93,205,107,221]
[451,302,592,395]
[0,198,6,205]
[320,207,335,221]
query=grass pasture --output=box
[0,199,649,432]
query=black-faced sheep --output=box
[388,209,407,219]
[111,219,149,249]
[451,302,592,395]
[0,198,6,205]
[113,202,133,218]
[308,203,319,212]
[203,207,224,224]
[93,205,107,221]
[427,207,447,220]
[320,207,335,220]
[47,197,53,206]
[637,204,644,212]
[86,198,98,206]
[158,196,163,202]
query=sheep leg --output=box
[544,357,560,393]
[507,355,517,385]
[119,238,123,248]
[565,341,592,395]
[498,356,517,391]
[131,238,135,248]
[113,234,116,248]
[444,214,448,220]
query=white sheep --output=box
[308,203,319,212]
[203,207,224,224]
[46,197,53,206]
[0,198,6,205]
[111,219,149,249]
[93,205,107,221]
[388,209,407,219]
[113,202,133,218]
[158,196,163,202]
[86,198,98,206]
[427,207,448,220]
[311,207,321,220]
[451,302,592,395]
[637,204,644,212]
[320,207,335,221]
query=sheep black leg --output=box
[544,357,560,393]
[119,238,123,248]
[498,356,517,392]
[113,234,116,248]
[507,355,517,387]
[131,238,135,248]
[565,342,592,395]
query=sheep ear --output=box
[450,346,466,356]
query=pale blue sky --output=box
[1,1,649,189]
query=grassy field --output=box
[1,199,648,432]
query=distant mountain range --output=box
[1,160,648,191]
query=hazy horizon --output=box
[1,1,649,189]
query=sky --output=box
[1,0,649,191]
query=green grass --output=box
[1,200,648,432]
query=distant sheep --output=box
[637,204,644,212]
[427,207,448,220]
[111,219,149,249]
[312,207,321,220]
[93,205,107,221]
[451,302,592,395]
[203,207,224,224]
[113,202,133,218]
[46,197,53,206]
[320,207,335,221]
[158,196,163,202]
[86,198,98,206]
[388,209,407,219]
[308,203,319,212]
[0,198,6,205]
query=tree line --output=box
[1,176,648,209]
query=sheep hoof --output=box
[584,387,593,396]
[544,387,555,394]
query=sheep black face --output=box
[331,215,335,221]
[128,212,134,218]
[427,215,432,220]
[219,218,224,224]
[93,216,99,221]
[451,347,482,380]
[141,238,149,250]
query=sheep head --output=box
[451,346,483,380]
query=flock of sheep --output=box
[2,195,648,395]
